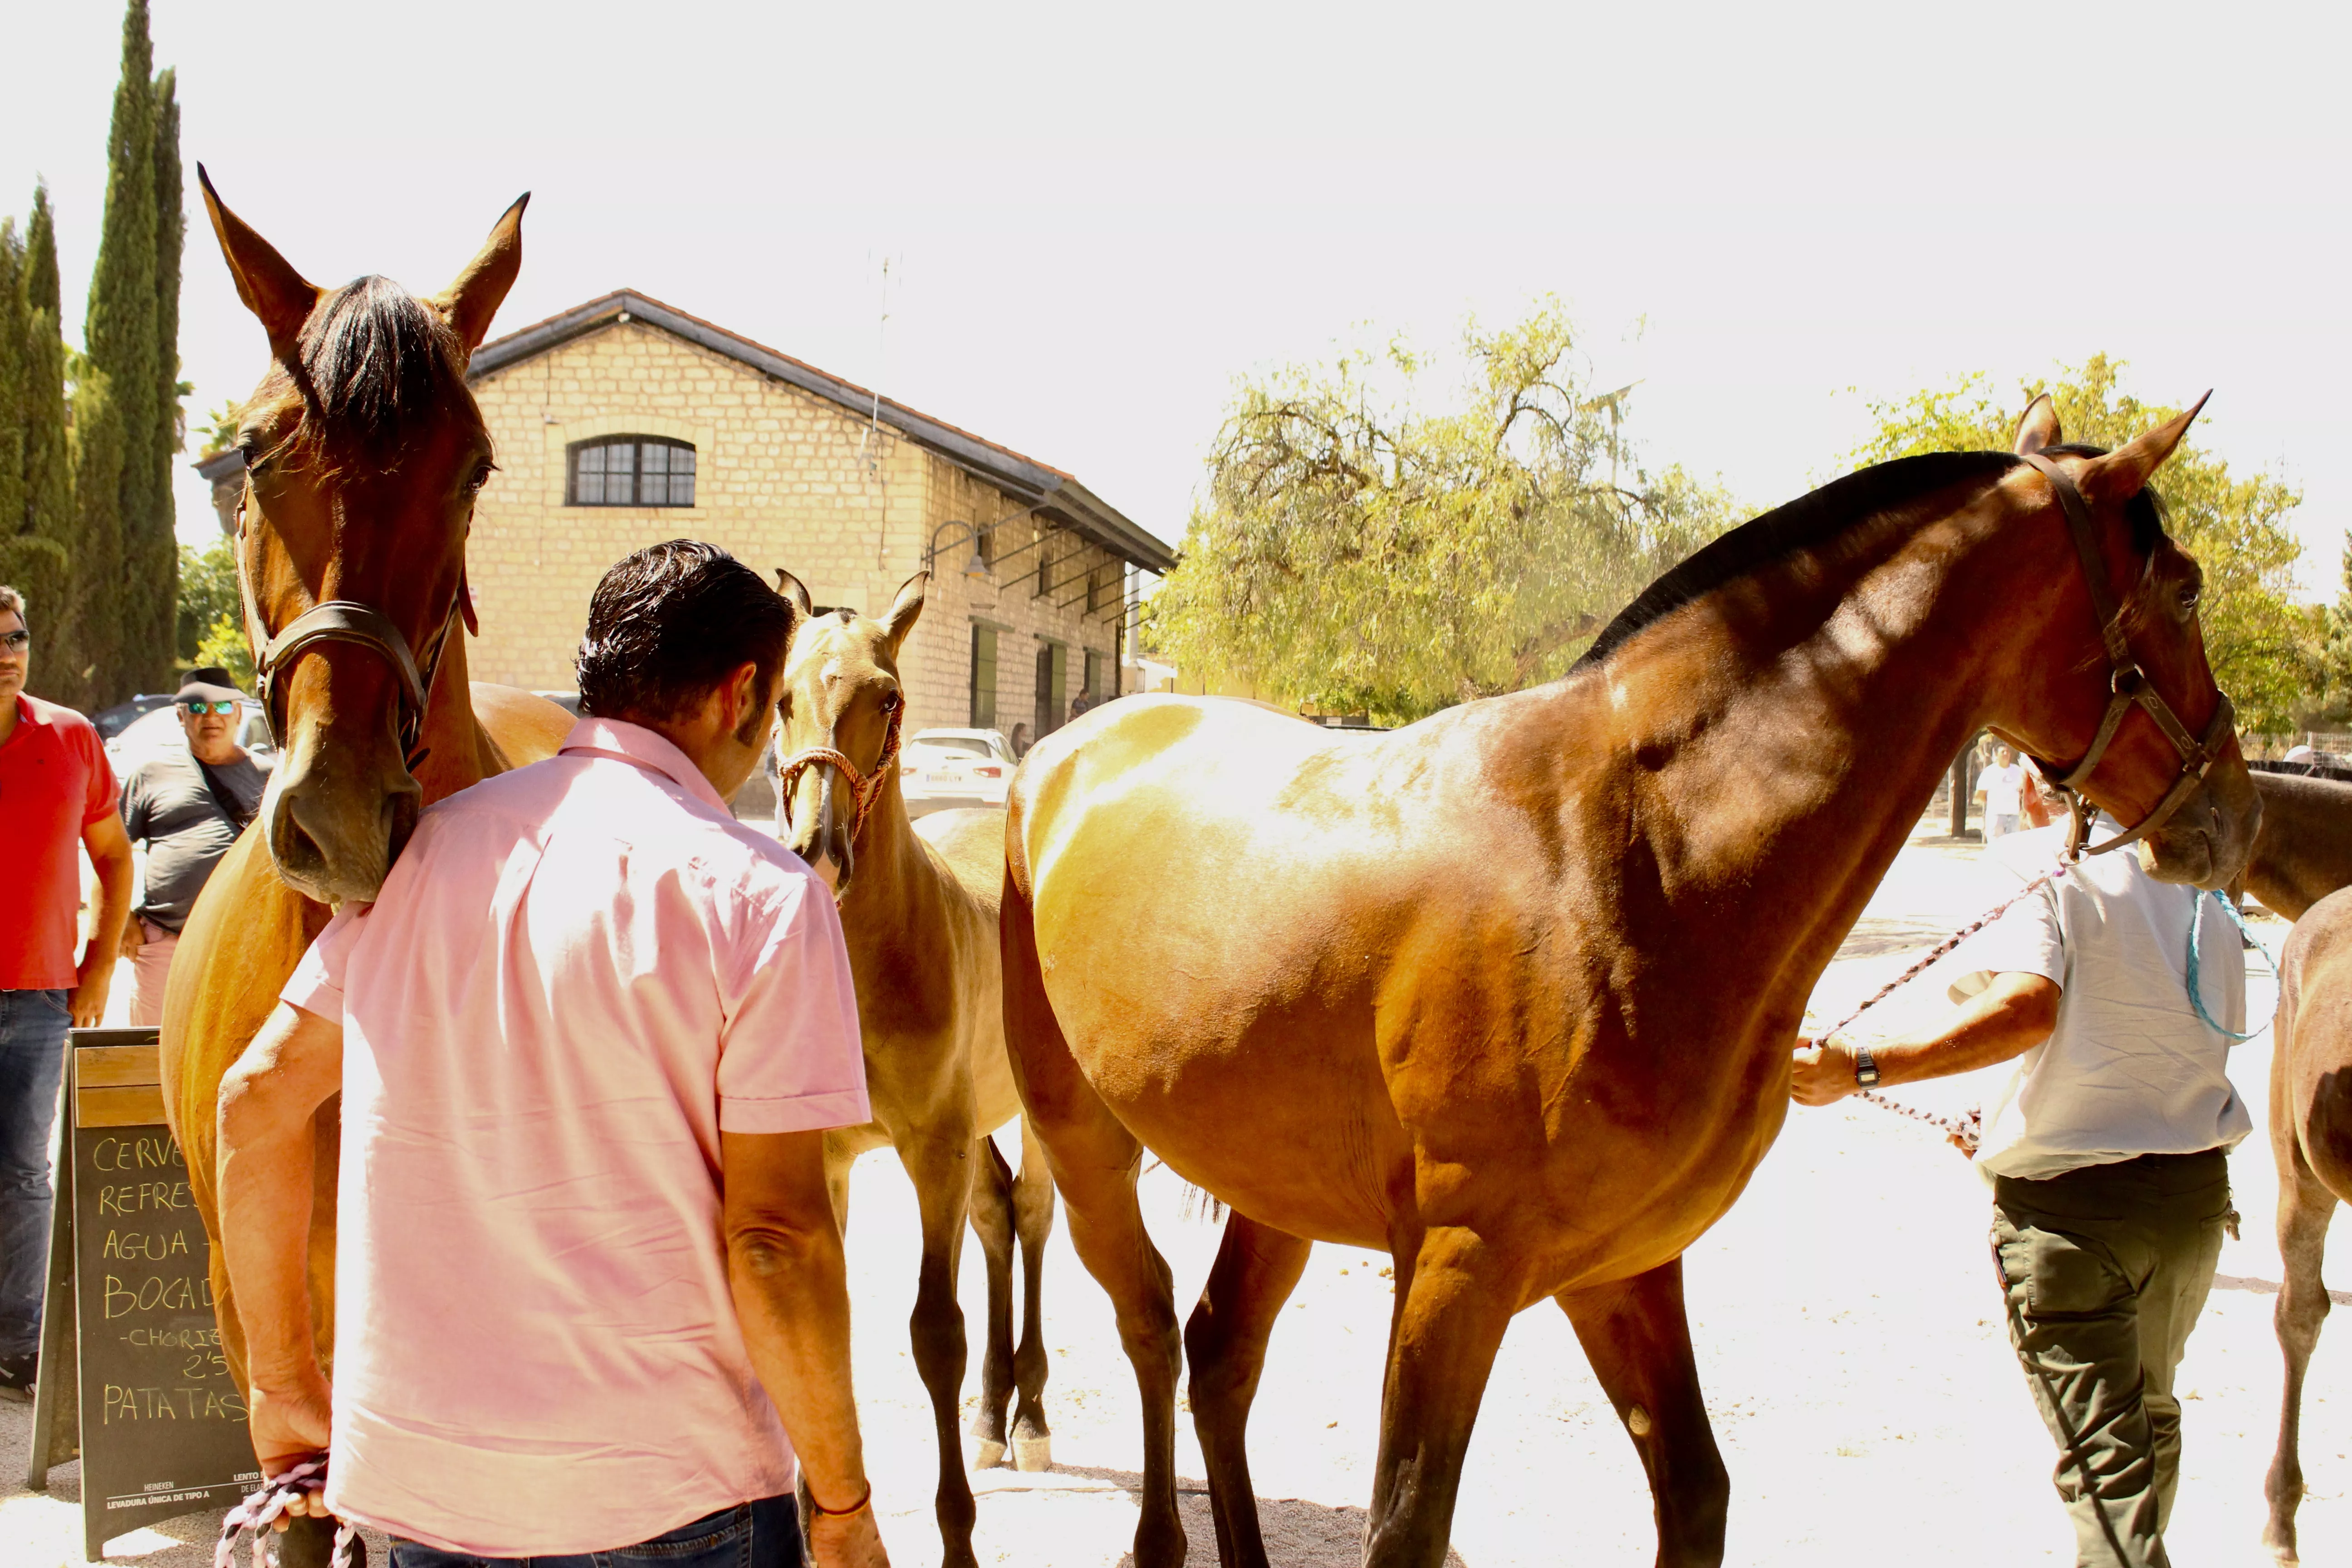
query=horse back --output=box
[2277,887,2352,1203]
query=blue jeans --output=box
[390,1495,802,1568]
[0,989,71,1357]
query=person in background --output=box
[0,585,133,1399]
[1976,744,2027,840]
[118,667,272,1026]
[1009,720,1033,758]
[216,542,886,1568]
[1790,801,2247,1568]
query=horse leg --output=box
[2264,1148,2338,1563]
[895,1126,981,1568]
[1000,878,1184,1568]
[1008,1117,1058,1470]
[965,1134,1018,1469]
[1559,1257,1730,1568]
[1363,1223,1519,1568]
[1185,1210,1312,1568]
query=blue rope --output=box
[2185,889,2274,1041]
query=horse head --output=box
[1993,393,2259,889]
[771,569,925,897]
[200,167,523,905]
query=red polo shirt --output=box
[0,695,118,990]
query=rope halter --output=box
[776,699,904,856]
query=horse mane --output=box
[279,275,478,466]
[1575,443,2175,671]
[1574,452,2018,668]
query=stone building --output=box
[196,289,1173,740]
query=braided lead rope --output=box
[2185,888,2277,1043]
[214,1459,356,1568]
[1821,855,2075,1156]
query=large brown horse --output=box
[157,172,571,1534]
[1001,397,2258,1568]
[771,570,1056,1568]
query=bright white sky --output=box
[5,2,2346,593]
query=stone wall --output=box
[466,317,1134,738]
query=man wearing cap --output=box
[118,668,272,1026]
[0,584,134,1399]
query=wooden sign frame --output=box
[28,1028,260,1560]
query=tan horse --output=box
[772,571,1055,1568]
[2231,767,2352,1562]
[157,173,570,1559]
[1001,397,2257,1568]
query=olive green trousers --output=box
[1990,1148,2230,1568]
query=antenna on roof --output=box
[858,254,895,471]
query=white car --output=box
[899,728,1014,817]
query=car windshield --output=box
[913,736,995,759]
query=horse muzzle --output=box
[2136,764,2260,891]
[263,743,421,905]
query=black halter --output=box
[2016,451,2237,860]
[239,555,460,769]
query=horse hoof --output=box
[1013,1434,1053,1472]
[970,1437,1007,1470]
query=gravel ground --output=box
[5,818,2343,1565]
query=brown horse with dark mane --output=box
[157,171,570,1557]
[1000,395,2257,1568]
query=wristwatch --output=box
[1853,1045,1881,1089]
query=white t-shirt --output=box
[1949,819,2250,1181]
[1978,761,2024,817]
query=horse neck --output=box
[1580,493,2078,992]
[835,771,948,944]
[2247,774,2352,921]
[408,621,489,806]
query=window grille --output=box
[567,436,697,506]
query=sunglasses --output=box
[0,630,27,652]
[181,700,238,716]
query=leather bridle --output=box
[2014,451,2237,860]
[238,547,465,769]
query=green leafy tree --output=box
[0,188,75,676]
[176,535,239,662]
[1844,355,2307,734]
[74,0,179,706]
[1152,304,1742,723]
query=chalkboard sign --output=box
[28,1028,260,1560]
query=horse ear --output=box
[774,568,815,621]
[881,571,927,654]
[2081,392,2210,505]
[198,164,320,367]
[2012,393,2062,456]
[435,193,529,356]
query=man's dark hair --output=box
[575,541,795,730]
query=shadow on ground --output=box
[1010,1466,1468,1568]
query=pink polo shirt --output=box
[281,719,867,1556]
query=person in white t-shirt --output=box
[1788,815,2247,1568]
[1975,744,2027,840]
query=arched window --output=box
[567,436,697,506]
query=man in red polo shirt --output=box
[0,585,135,1397]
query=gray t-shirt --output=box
[120,749,271,932]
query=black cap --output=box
[177,666,247,706]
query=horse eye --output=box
[466,462,494,494]
[2179,584,2201,613]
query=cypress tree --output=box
[76,0,163,706]
[0,225,29,585]
[20,187,77,686]
[2,189,75,695]
[143,65,184,676]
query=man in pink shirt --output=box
[216,543,887,1568]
